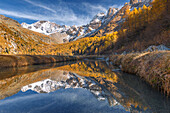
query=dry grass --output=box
[0,55,106,68]
[109,51,170,96]
[0,55,80,68]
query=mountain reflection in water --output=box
[0,60,169,113]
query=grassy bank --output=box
[109,51,170,96]
[0,55,106,68]
[0,55,81,68]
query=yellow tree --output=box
[133,8,139,29]
[142,5,148,24]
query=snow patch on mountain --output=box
[22,21,70,35]
[90,13,105,23]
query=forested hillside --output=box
[51,0,170,55]
[113,0,169,53]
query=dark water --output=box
[0,60,169,113]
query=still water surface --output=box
[0,60,169,113]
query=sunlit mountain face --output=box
[0,0,129,26]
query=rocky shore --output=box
[109,51,170,96]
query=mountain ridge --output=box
[21,7,119,43]
[21,0,152,43]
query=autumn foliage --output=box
[113,0,170,53]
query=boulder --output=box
[144,45,170,52]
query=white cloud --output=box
[1,0,122,26]
[24,0,56,13]
[82,3,108,16]
[0,8,90,26]
[83,3,107,12]
[0,9,41,20]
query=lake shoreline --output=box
[0,55,80,68]
[0,55,106,69]
[109,51,170,96]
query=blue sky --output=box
[0,0,129,26]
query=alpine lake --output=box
[0,59,169,113]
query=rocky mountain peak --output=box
[130,0,139,4]
[90,13,105,24]
[130,0,152,5]
[39,20,48,24]
[106,8,117,17]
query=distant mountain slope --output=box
[21,0,152,42]
[0,15,58,54]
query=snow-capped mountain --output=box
[21,8,118,43]
[22,21,68,35]
[21,0,152,43]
